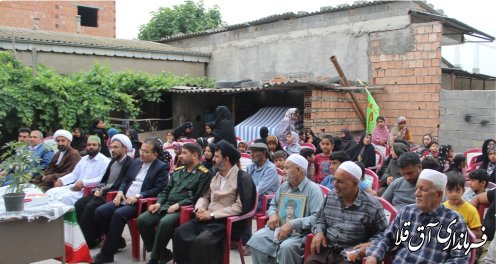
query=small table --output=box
[0,216,66,264]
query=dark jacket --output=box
[44,146,82,179]
[119,158,169,198]
[350,141,376,168]
[173,122,193,140]
[339,129,357,155]
[99,155,133,196]
[212,106,237,147]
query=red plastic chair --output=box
[105,191,157,262]
[364,169,379,191]
[464,148,482,169]
[374,144,389,157]
[240,153,252,159]
[177,192,259,264]
[183,138,196,144]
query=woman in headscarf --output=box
[277,108,298,144]
[266,135,284,160]
[172,142,184,168]
[173,122,193,140]
[125,128,141,158]
[305,128,321,154]
[476,139,496,163]
[92,119,111,157]
[212,106,237,147]
[202,143,216,174]
[284,131,301,155]
[372,116,390,146]
[339,128,357,155]
[205,122,215,138]
[378,142,409,196]
[480,146,496,183]
[389,116,412,145]
[350,133,376,168]
[415,134,433,158]
[254,127,269,144]
[71,127,87,155]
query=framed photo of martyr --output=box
[278,193,307,226]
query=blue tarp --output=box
[234,107,289,142]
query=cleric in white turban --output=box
[54,129,73,142]
[111,134,133,152]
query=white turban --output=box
[53,129,72,142]
[111,134,133,152]
[338,161,362,181]
[419,169,447,191]
[287,154,308,171]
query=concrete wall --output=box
[439,89,495,153]
[166,2,422,82]
[14,51,206,75]
[0,1,115,37]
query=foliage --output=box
[138,0,225,40]
[0,51,215,137]
[0,141,41,193]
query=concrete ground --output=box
[33,221,256,264]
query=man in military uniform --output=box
[138,143,211,264]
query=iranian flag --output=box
[57,211,93,263]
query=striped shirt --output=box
[312,189,388,251]
[366,204,470,264]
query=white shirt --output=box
[125,162,152,197]
[56,150,66,165]
[59,152,110,186]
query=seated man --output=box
[247,154,324,264]
[46,135,110,205]
[365,169,470,264]
[92,139,169,264]
[138,143,211,264]
[306,161,388,264]
[33,129,81,191]
[74,134,134,249]
[29,130,55,175]
[172,140,256,264]
[242,142,281,252]
[382,152,422,210]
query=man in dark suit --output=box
[74,134,134,249]
[93,138,169,264]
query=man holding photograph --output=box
[247,154,324,264]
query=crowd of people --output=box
[0,106,496,264]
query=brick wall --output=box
[369,22,442,142]
[0,1,115,38]
[304,89,366,136]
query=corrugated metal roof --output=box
[168,80,330,94]
[159,1,393,42]
[0,26,211,59]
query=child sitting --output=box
[238,141,248,154]
[300,148,315,180]
[354,161,378,196]
[422,141,439,159]
[314,135,341,183]
[273,150,288,170]
[320,151,350,190]
[443,171,482,239]
[463,168,490,202]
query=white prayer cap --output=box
[111,134,133,152]
[53,129,72,142]
[418,169,447,191]
[286,154,308,171]
[338,161,362,181]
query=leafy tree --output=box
[0,51,214,139]
[138,0,225,41]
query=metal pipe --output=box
[329,55,366,124]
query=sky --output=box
[116,0,497,76]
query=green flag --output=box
[365,88,379,134]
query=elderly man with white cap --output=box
[305,161,388,264]
[247,153,324,264]
[46,135,110,205]
[365,169,470,264]
[74,134,134,249]
[33,129,82,191]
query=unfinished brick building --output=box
[0,1,115,37]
